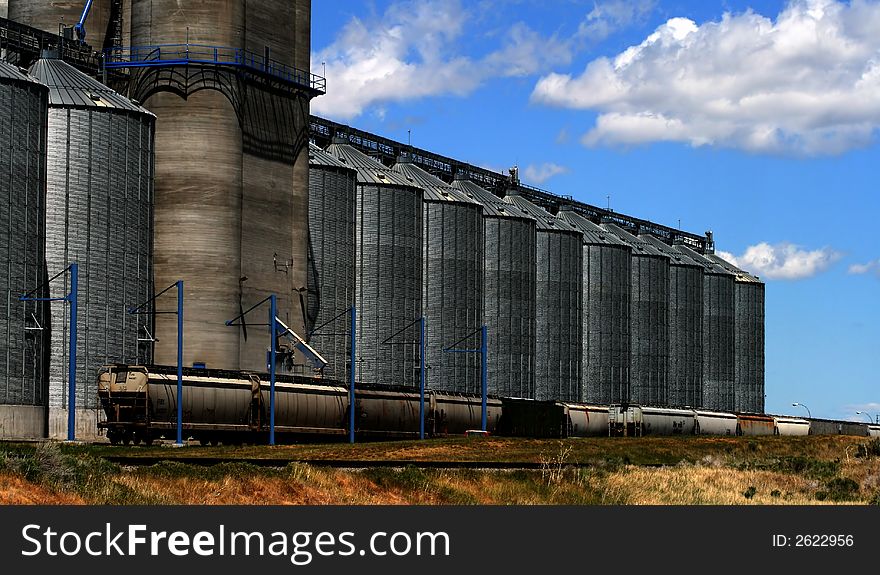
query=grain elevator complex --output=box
[0,1,766,441]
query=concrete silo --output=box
[641,234,704,409]
[505,193,582,402]
[29,55,154,439]
[325,141,423,388]
[674,244,736,411]
[129,0,314,373]
[307,142,357,381]
[450,176,536,399]
[557,208,632,405]
[392,157,484,394]
[601,223,670,406]
[7,0,112,48]
[0,61,47,439]
[708,254,765,414]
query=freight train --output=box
[97,365,880,445]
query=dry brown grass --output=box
[591,465,840,505]
[0,473,84,505]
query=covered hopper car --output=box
[97,365,501,445]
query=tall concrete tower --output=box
[127,0,316,371]
[7,0,113,49]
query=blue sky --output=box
[311,0,879,421]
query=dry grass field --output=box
[1,436,879,505]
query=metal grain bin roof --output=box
[393,157,480,205]
[601,223,670,259]
[325,142,420,188]
[707,253,762,284]
[673,244,735,276]
[28,57,153,115]
[505,193,580,234]
[309,142,355,171]
[557,208,630,247]
[451,176,534,220]
[0,60,42,86]
[640,234,702,268]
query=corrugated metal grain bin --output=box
[505,193,583,402]
[0,61,48,438]
[325,141,423,388]
[307,143,357,382]
[641,234,704,409]
[601,224,670,406]
[708,253,765,414]
[30,56,154,439]
[674,244,736,412]
[450,176,536,399]
[393,158,484,394]
[557,208,632,405]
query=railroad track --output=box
[100,456,669,470]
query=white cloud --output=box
[578,0,657,42]
[848,259,880,276]
[532,0,880,155]
[522,162,569,185]
[312,0,574,120]
[716,242,843,280]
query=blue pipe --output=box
[419,316,426,440]
[73,0,94,42]
[176,281,184,446]
[481,325,488,432]
[67,263,78,442]
[349,306,356,445]
[269,294,277,446]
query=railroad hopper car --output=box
[496,399,609,438]
[97,365,501,445]
[694,410,738,436]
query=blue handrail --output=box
[103,44,326,94]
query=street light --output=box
[855,411,876,424]
[792,402,811,419]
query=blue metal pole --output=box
[419,316,426,440]
[67,263,78,442]
[481,325,488,432]
[349,306,356,445]
[269,294,277,446]
[176,281,184,446]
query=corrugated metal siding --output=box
[558,210,632,405]
[0,63,47,408]
[326,143,423,387]
[451,178,536,399]
[307,144,357,382]
[675,245,735,411]
[43,107,154,411]
[602,224,670,406]
[641,235,703,408]
[394,161,483,394]
[506,195,582,402]
[708,254,765,414]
